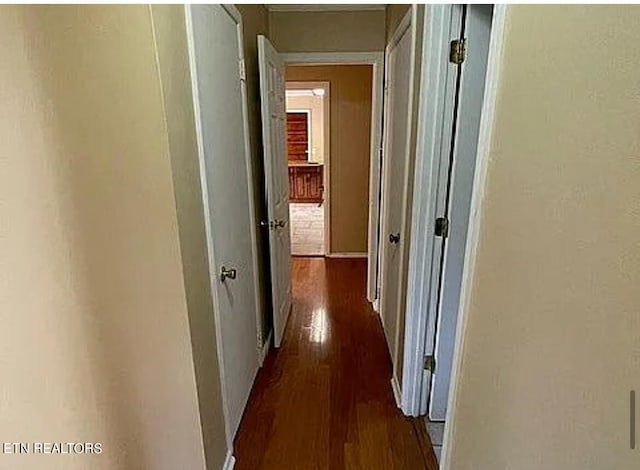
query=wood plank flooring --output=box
[234,257,438,470]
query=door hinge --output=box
[449,38,466,65]
[424,355,436,373]
[238,58,246,81]
[435,216,449,238]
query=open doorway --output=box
[284,64,378,267]
[285,82,329,257]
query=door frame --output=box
[400,3,464,417]
[185,3,262,458]
[281,52,384,303]
[285,81,331,256]
[398,2,507,464]
[440,6,506,467]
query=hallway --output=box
[234,258,437,469]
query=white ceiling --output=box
[266,4,385,13]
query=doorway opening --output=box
[285,82,329,257]
[396,4,500,463]
[258,37,385,349]
[284,64,378,270]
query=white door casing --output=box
[186,4,261,441]
[280,52,384,304]
[258,35,293,348]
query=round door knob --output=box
[389,233,400,244]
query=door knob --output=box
[220,266,237,282]
[264,219,286,229]
[389,233,400,244]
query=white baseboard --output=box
[372,299,380,313]
[259,330,272,366]
[326,252,367,258]
[223,450,235,470]
[390,376,402,409]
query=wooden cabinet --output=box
[287,112,309,161]
[288,164,324,203]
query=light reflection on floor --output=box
[309,307,329,344]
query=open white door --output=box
[258,35,292,348]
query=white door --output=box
[187,5,261,438]
[257,35,292,348]
[426,4,494,421]
[379,12,414,369]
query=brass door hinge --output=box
[449,38,466,65]
[424,355,436,373]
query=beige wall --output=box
[449,6,640,469]
[269,10,385,53]
[150,6,228,469]
[286,93,326,163]
[286,65,373,254]
[235,4,271,342]
[386,4,411,39]
[0,5,210,469]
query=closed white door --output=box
[380,14,414,368]
[187,5,260,438]
[258,35,292,348]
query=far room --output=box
[286,83,328,256]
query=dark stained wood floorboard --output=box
[234,258,438,470]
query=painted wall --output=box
[286,93,326,164]
[269,10,385,53]
[150,6,228,469]
[235,4,272,344]
[0,5,209,469]
[448,6,640,469]
[386,4,411,39]
[286,65,373,254]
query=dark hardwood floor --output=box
[234,257,438,470]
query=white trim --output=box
[223,450,236,470]
[283,52,384,301]
[367,56,385,304]
[267,4,385,12]
[326,252,367,259]
[390,377,402,409]
[440,6,507,469]
[282,52,383,66]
